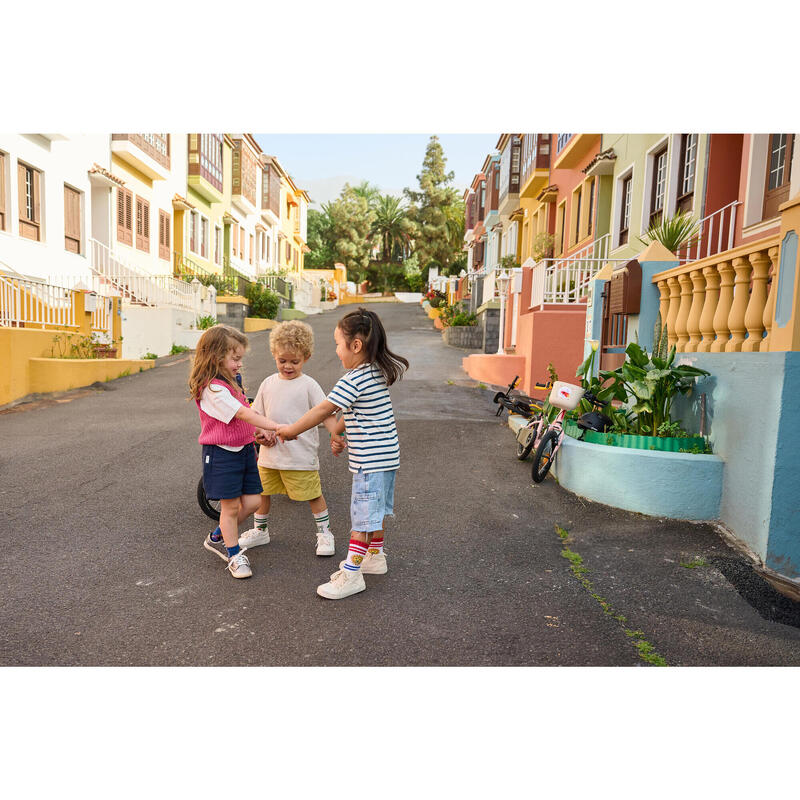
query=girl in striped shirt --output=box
[276,307,408,600]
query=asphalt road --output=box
[2,301,800,666]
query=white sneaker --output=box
[333,549,387,578]
[240,526,270,549]
[315,530,335,557]
[317,568,365,600]
[227,551,252,579]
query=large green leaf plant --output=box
[599,319,709,436]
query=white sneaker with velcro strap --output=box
[227,551,252,579]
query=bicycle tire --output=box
[515,423,538,461]
[531,428,560,483]
[197,477,221,521]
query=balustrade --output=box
[653,235,780,354]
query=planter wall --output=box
[563,421,706,453]
[442,325,483,350]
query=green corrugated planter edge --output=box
[563,420,706,452]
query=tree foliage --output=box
[404,136,465,276]
[325,185,374,282]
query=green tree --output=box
[404,136,464,276]
[326,185,374,282]
[305,208,337,269]
[351,180,382,210]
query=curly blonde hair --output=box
[188,324,249,400]
[269,320,314,359]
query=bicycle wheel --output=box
[515,422,538,461]
[531,429,560,483]
[197,477,221,521]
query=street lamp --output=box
[495,268,512,355]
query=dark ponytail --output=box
[338,307,409,386]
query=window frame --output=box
[135,196,150,252]
[649,144,669,227]
[676,133,698,214]
[18,161,42,242]
[619,173,633,246]
[763,133,794,220]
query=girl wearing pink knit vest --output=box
[189,325,279,579]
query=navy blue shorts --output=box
[202,444,263,500]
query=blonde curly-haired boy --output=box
[240,320,340,556]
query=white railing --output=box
[0,274,76,328]
[89,238,196,312]
[677,201,740,263]
[287,272,316,310]
[529,234,613,307]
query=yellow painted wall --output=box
[244,317,278,333]
[0,327,151,407]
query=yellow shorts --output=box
[257,466,322,501]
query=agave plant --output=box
[638,211,703,253]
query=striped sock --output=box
[209,526,222,543]
[344,538,368,571]
[313,509,331,535]
[368,533,384,556]
[254,513,269,531]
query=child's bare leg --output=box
[219,498,242,548]
[308,494,326,514]
[256,495,271,516]
[240,494,262,522]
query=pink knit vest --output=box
[196,379,255,446]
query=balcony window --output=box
[619,174,632,245]
[232,140,257,206]
[557,134,573,153]
[649,145,668,226]
[189,134,223,193]
[112,134,170,170]
[18,162,42,242]
[763,134,794,219]
[676,134,698,214]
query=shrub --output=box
[246,283,281,319]
[196,314,216,330]
[170,344,191,355]
[143,352,158,360]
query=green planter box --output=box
[563,421,706,453]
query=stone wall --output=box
[442,325,483,349]
[216,301,249,332]
[477,303,500,353]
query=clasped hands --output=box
[256,425,347,457]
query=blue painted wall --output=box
[553,436,723,520]
[637,259,679,353]
[765,351,800,577]
[671,352,786,565]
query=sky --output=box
[253,134,498,208]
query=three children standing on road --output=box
[189,307,407,600]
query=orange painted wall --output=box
[461,353,526,388]
[549,135,602,258]
[515,304,587,396]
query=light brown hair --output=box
[188,324,249,400]
[269,319,314,360]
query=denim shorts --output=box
[350,469,396,533]
[202,444,263,500]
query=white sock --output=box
[313,509,331,536]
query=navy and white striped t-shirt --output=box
[327,363,399,474]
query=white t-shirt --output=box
[251,373,327,470]
[200,383,246,452]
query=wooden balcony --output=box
[111,134,170,179]
[552,134,600,171]
[652,235,781,353]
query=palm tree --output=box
[351,181,381,210]
[372,195,411,264]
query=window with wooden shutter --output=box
[117,187,133,246]
[0,152,6,231]
[249,234,254,264]
[215,226,222,265]
[231,222,237,256]
[135,196,150,252]
[18,162,42,241]
[201,217,208,258]
[240,227,244,258]
[158,209,170,260]
[64,185,82,253]
[619,174,632,245]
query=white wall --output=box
[0,134,109,281]
[121,303,196,359]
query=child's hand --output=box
[259,430,277,447]
[276,424,296,442]
[254,428,268,444]
[331,435,347,456]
